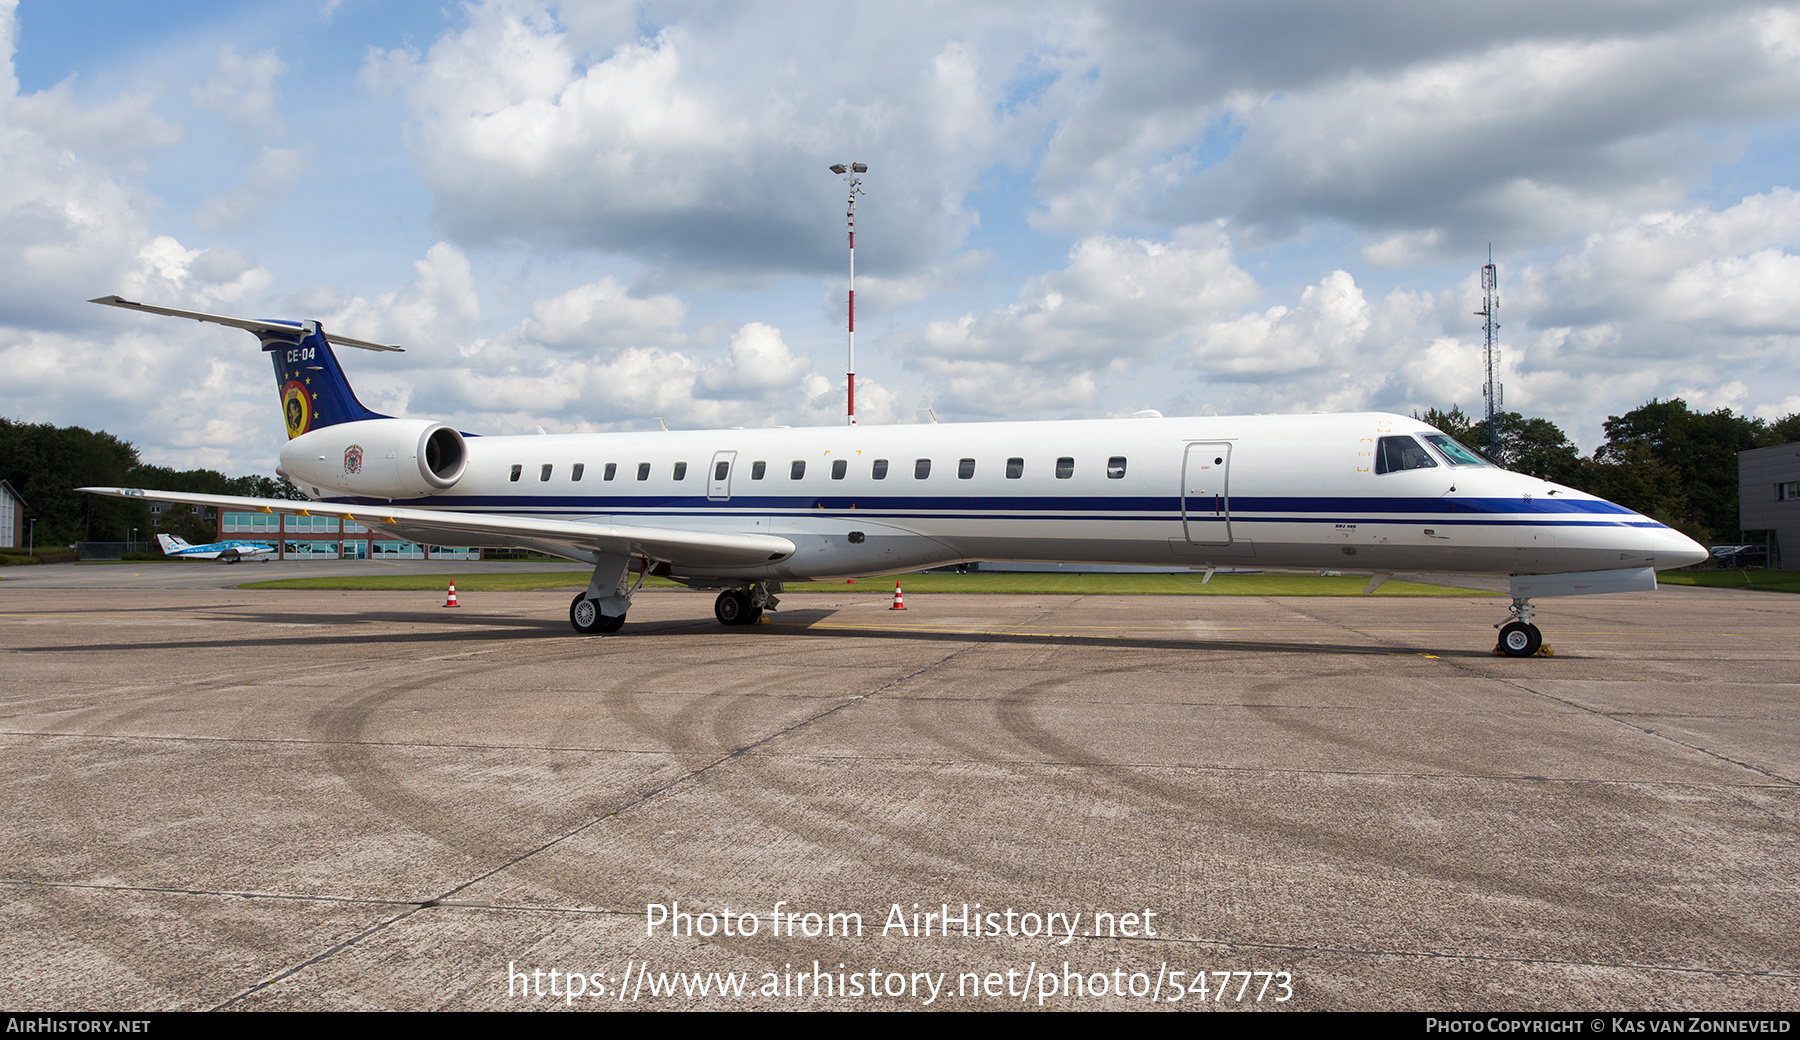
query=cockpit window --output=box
[1374,436,1438,474]
[1421,433,1486,467]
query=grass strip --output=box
[1657,568,1800,593]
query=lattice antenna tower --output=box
[1475,246,1502,457]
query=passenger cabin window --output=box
[831,459,847,479]
[603,463,617,481]
[914,459,931,479]
[1055,457,1075,479]
[714,461,729,481]
[958,458,975,479]
[1005,458,1023,479]
[572,463,585,481]
[540,464,553,481]
[637,463,651,481]
[1375,436,1438,474]
[1421,434,1485,466]
[673,462,688,480]
[1107,456,1127,479]
[872,459,889,479]
[509,464,522,482]
[752,461,767,480]
[790,460,806,479]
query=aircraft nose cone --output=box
[1651,526,1710,570]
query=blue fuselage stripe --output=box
[327,493,1662,530]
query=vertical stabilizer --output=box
[262,322,390,438]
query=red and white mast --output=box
[829,162,867,424]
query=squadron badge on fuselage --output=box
[344,444,363,475]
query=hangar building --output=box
[1738,441,1800,571]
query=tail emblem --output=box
[282,380,312,438]
[344,445,364,475]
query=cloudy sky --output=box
[4,0,1800,474]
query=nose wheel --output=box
[1497,621,1542,657]
[1494,597,1552,657]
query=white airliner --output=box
[82,295,1709,656]
[155,532,276,563]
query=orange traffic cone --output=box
[444,581,460,607]
[890,582,906,610]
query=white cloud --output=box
[190,47,287,134]
[1034,4,1800,259]
[1196,270,1370,380]
[1518,190,1800,344]
[361,0,1057,273]
[891,225,1260,415]
[286,244,842,434]
[524,277,686,350]
[191,146,308,231]
[6,78,184,163]
[698,322,810,399]
[123,236,272,306]
[321,241,482,349]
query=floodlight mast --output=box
[829,162,867,424]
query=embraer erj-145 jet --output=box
[82,295,1709,656]
[155,533,275,563]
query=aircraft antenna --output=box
[1475,246,1501,457]
[828,162,868,425]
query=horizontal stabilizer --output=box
[89,296,404,352]
[80,487,797,568]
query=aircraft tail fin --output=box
[157,534,189,552]
[89,295,403,440]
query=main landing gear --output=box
[570,593,625,634]
[569,552,645,635]
[714,582,781,627]
[1494,597,1553,657]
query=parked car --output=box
[1712,545,1768,569]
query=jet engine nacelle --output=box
[279,419,467,500]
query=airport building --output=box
[216,510,479,561]
[1738,442,1800,571]
[1,480,24,548]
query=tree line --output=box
[1419,400,1800,546]
[0,418,303,548]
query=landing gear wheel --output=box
[570,594,626,634]
[570,594,602,634]
[714,589,750,626]
[1498,621,1542,658]
[746,606,764,624]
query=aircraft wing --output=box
[80,487,797,568]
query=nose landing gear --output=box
[1494,597,1553,657]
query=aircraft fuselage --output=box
[288,412,1698,583]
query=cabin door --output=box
[1181,442,1233,545]
[708,450,737,501]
